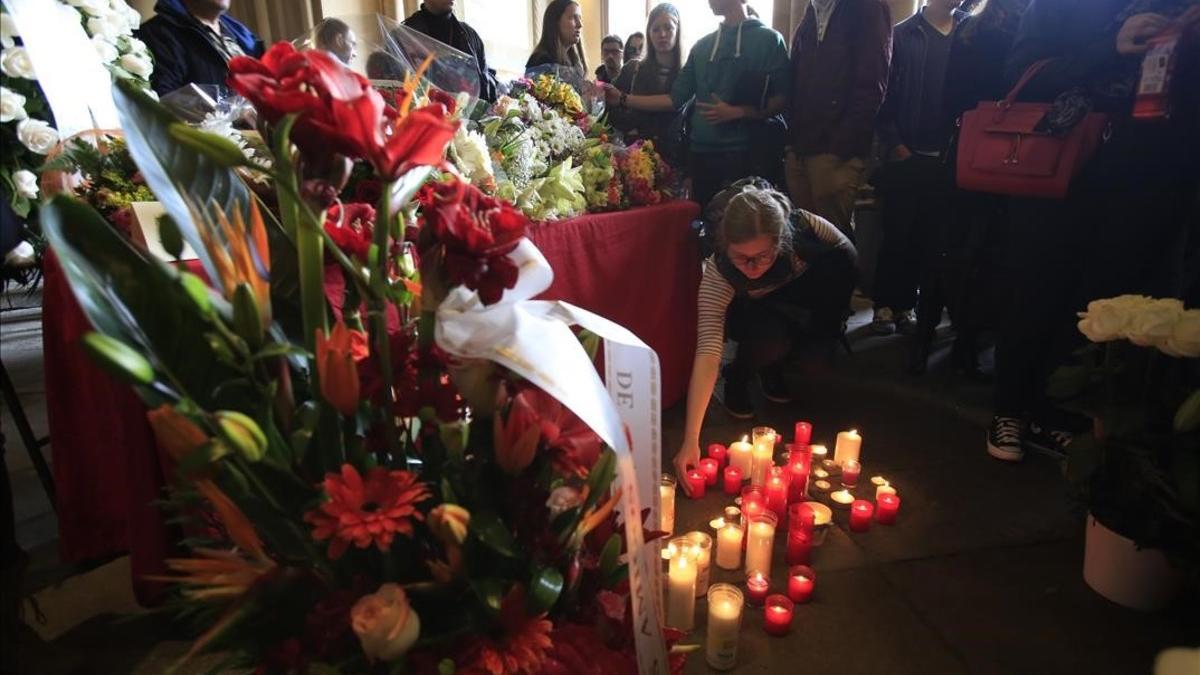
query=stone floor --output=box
[2,288,1197,674]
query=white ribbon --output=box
[436,239,667,675]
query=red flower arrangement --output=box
[324,202,376,261]
[304,465,432,559]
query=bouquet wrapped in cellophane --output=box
[42,42,684,675]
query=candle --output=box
[787,459,810,503]
[876,493,901,525]
[765,468,788,516]
[789,502,816,533]
[763,595,794,637]
[870,475,890,487]
[659,474,676,535]
[813,467,830,480]
[728,436,753,478]
[740,487,766,523]
[793,420,812,445]
[803,501,833,546]
[876,484,897,500]
[841,459,861,488]
[750,427,776,488]
[685,532,713,596]
[666,549,697,630]
[706,443,728,467]
[787,565,815,604]
[660,539,677,560]
[786,528,812,566]
[711,506,740,532]
[745,572,770,606]
[705,584,744,671]
[830,489,855,508]
[699,458,720,487]
[716,521,744,570]
[744,512,778,577]
[722,466,743,495]
[834,429,862,467]
[849,499,874,532]
[810,444,828,464]
[812,479,832,493]
[686,469,706,499]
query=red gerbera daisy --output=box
[459,588,555,675]
[304,465,431,559]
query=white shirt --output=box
[810,0,842,42]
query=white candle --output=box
[750,442,774,488]
[729,436,753,478]
[870,475,890,487]
[705,584,744,671]
[876,484,897,500]
[744,514,777,577]
[834,429,862,467]
[716,521,744,570]
[810,444,828,463]
[666,549,697,631]
[685,532,713,597]
[659,474,676,535]
[660,539,678,560]
[812,479,832,492]
[830,489,855,508]
[813,467,830,480]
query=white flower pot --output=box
[1082,513,1183,611]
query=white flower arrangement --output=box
[1078,295,1200,358]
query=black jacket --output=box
[942,14,1022,123]
[403,7,497,102]
[877,9,967,153]
[137,0,263,97]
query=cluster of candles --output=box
[659,422,904,670]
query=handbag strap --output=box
[1001,59,1054,108]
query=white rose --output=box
[123,4,141,30]
[0,12,19,49]
[75,0,113,17]
[1126,297,1184,347]
[16,118,59,155]
[1076,295,1149,343]
[92,36,119,64]
[1160,310,1200,358]
[86,15,126,41]
[119,52,152,79]
[120,35,147,55]
[0,46,35,79]
[12,169,38,199]
[0,85,27,122]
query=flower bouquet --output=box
[616,141,672,208]
[41,41,678,674]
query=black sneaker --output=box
[760,370,792,404]
[719,367,754,419]
[1025,422,1072,459]
[987,416,1024,462]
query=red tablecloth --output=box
[41,200,700,602]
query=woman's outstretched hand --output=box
[673,440,700,497]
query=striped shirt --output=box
[696,211,852,358]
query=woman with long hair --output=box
[526,0,588,78]
[610,3,683,149]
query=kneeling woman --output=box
[673,182,857,488]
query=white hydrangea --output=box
[0,85,27,122]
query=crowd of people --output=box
[131,0,1199,479]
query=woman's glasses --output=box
[728,249,778,270]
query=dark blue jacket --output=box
[137,0,264,96]
[877,8,968,153]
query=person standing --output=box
[596,34,625,82]
[138,0,264,96]
[526,0,588,80]
[785,0,893,236]
[625,31,646,61]
[404,0,498,101]
[314,17,358,66]
[607,0,791,207]
[609,4,684,153]
[986,0,1200,462]
[871,0,965,338]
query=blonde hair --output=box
[716,186,794,255]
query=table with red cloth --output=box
[40,200,701,603]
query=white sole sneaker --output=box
[987,436,1024,462]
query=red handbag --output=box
[956,60,1110,199]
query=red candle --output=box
[745,572,770,606]
[788,502,815,533]
[787,565,815,604]
[686,469,707,499]
[699,458,720,487]
[763,594,794,636]
[706,443,728,467]
[876,493,901,525]
[841,459,861,488]
[722,466,743,495]
[786,528,812,565]
[849,499,873,532]
[765,469,788,516]
[786,444,812,469]
[793,421,813,445]
[740,487,766,521]
[787,460,810,504]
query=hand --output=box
[889,144,913,162]
[603,83,622,106]
[1116,13,1171,55]
[696,95,747,125]
[673,440,700,497]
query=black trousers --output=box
[993,183,1194,420]
[873,154,954,312]
[690,150,756,209]
[724,252,857,387]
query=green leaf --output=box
[81,332,155,386]
[158,214,185,260]
[604,564,629,589]
[251,342,312,361]
[527,567,564,614]
[582,448,617,514]
[470,578,506,615]
[470,510,518,558]
[598,533,622,580]
[168,123,249,168]
[1173,389,1200,433]
[231,283,264,349]
[578,329,601,362]
[178,271,214,319]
